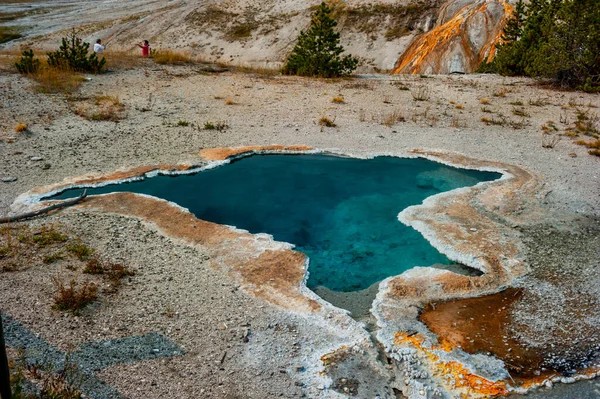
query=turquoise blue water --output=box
[51,154,499,292]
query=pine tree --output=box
[487,0,600,91]
[283,2,358,78]
[502,0,525,43]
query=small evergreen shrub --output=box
[15,49,40,74]
[283,2,358,78]
[47,30,106,73]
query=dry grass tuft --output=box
[14,122,28,132]
[493,87,510,97]
[455,104,464,110]
[512,107,530,117]
[541,134,560,149]
[479,98,490,105]
[381,110,405,127]
[481,116,506,126]
[332,95,345,104]
[225,98,236,105]
[318,116,336,128]
[152,50,193,65]
[575,138,600,156]
[32,65,85,94]
[411,85,430,101]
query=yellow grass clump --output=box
[14,122,28,132]
[152,50,193,65]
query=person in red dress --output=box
[137,40,150,57]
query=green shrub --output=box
[283,2,358,78]
[47,30,106,73]
[15,49,40,74]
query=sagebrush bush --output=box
[15,49,40,74]
[47,30,106,73]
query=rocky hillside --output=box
[1,0,514,73]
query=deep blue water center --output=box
[51,154,499,292]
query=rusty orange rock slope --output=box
[393,0,513,74]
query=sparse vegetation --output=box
[481,116,507,126]
[384,26,411,40]
[332,95,345,104]
[342,1,435,35]
[203,120,229,131]
[226,22,258,41]
[52,276,98,313]
[493,88,509,97]
[9,350,83,399]
[66,241,94,261]
[177,120,190,126]
[542,134,561,149]
[575,139,600,156]
[529,97,549,106]
[318,116,337,127]
[43,252,64,264]
[73,95,126,121]
[479,98,490,105]
[381,110,405,127]
[32,226,68,246]
[393,82,410,91]
[225,98,236,105]
[411,85,430,101]
[83,257,135,288]
[512,107,530,117]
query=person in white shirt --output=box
[93,39,105,54]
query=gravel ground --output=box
[1,63,599,398]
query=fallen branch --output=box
[0,190,87,224]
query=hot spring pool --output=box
[50,154,500,292]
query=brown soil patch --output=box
[419,288,546,378]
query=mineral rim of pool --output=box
[50,154,500,292]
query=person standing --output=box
[93,39,105,54]
[137,40,150,57]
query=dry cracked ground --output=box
[0,54,599,399]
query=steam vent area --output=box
[1,0,599,397]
